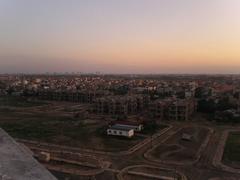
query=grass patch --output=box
[223,132,240,163]
[0,121,56,140]
[0,96,47,107]
[0,117,90,142]
[0,112,144,152]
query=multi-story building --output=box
[38,90,109,103]
[167,99,196,121]
[94,95,148,116]
[149,99,172,120]
[149,100,167,119]
[149,98,196,121]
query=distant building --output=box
[149,98,196,121]
[167,99,196,121]
[38,90,109,103]
[149,99,172,119]
[94,95,149,116]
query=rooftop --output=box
[108,125,134,131]
[110,120,142,126]
[0,128,57,180]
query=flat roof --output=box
[0,128,57,180]
[112,120,142,126]
[108,125,134,131]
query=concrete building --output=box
[149,98,196,121]
[0,128,57,180]
[38,90,109,103]
[149,100,167,119]
[167,99,196,121]
[94,95,148,116]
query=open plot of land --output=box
[0,95,48,107]
[223,131,240,169]
[0,102,146,152]
[150,126,210,163]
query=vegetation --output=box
[223,132,240,163]
[142,121,167,135]
[0,115,78,141]
[0,111,144,151]
[0,96,47,107]
[215,111,240,124]
[197,99,216,114]
[110,85,129,95]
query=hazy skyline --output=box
[1,0,240,74]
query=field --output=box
[149,126,210,163]
[223,132,240,168]
[0,100,147,152]
[0,95,48,107]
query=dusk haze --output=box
[1,1,240,180]
[1,0,240,74]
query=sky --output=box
[0,0,240,74]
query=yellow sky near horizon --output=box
[0,0,240,73]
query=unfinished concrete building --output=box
[38,90,109,103]
[94,95,148,116]
[167,99,196,121]
[149,99,169,119]
[149,98,196,121]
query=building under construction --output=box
[94,95,149,116]
[167,99,196,121]
[149,99,172,119]
[38,90,110,103]
[149,98,196,121]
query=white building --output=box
[107,125,134,138]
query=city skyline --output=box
[1,0,240,74]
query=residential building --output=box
[167,99,196,121]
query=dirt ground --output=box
[151,126,210,163]
[0,100,145,152]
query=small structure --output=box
[107,125,134,138]
[181,133,192,141]
[36,152,51,162]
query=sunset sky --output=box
[0,0,240,74]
